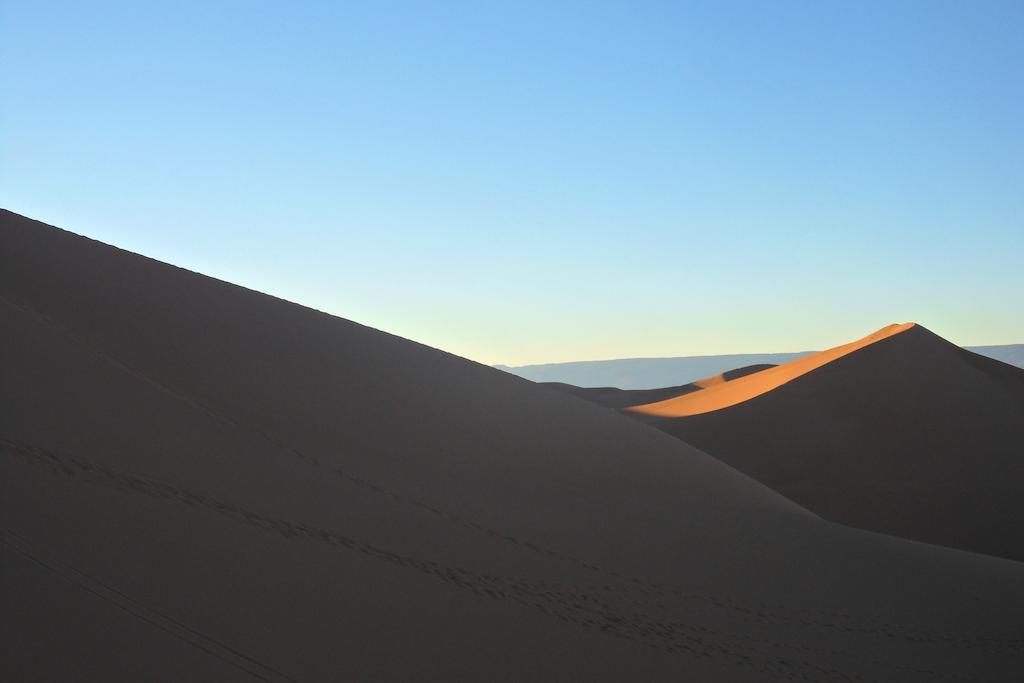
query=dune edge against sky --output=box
[626,323,916,417]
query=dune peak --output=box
[626,323,916,417]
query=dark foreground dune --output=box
[3,209,1024,681]
[618,324,1024,563]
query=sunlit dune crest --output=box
[692,372,732,389]
[692,373,727,389]
[626,323,916,417]
[689,363,778,390]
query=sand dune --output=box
[620,324,1024,562]
[500,344,1024,389]
[627,323,915,416]
[4,209,1024,680]
[543,364,775,410]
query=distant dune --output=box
[563,323,1024,563]
[499,342,1024,389]
[4,209,1024,680]
[627,323,914,417]
[543,364,775,410]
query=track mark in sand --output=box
[2,439,997,682]
[0,293,240,432]
[2,439,858,682]
[0,296,934,635]
[0,527,296,683]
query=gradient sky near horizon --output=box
[2,1,1022,365]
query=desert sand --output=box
[627,323,915,417]
[543,364,776,410]
[4,209,1024,680]
[598,324,1024,563]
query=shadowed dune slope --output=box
[543,364,776,410]
[628,324,1024,562]
[4,209,1024,680]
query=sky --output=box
[2,1,1022,365]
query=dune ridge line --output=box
[627,323,916,417]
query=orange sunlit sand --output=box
[692,371,735,389]
[627,322,916,417]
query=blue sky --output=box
[2,1,1022,364]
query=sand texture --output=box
[621,322,1024,563]
[4,209,1024,680]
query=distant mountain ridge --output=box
[499,343,1024,389]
